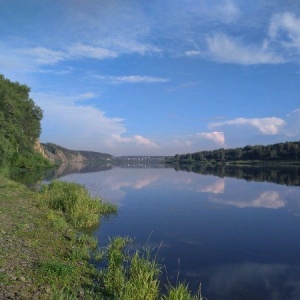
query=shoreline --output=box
[0,176,202,299]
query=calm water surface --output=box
[60,167,300,300]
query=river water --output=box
[58,165,300,300]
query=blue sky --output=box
[1,0,300,156]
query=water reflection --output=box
[177,164,300,186]
[205,263,300,300]
[62,168,161,204]
[57,166,300,299]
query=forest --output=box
[0,74,50,170]
[167,141,300,164]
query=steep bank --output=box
[40,143,114,164]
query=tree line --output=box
[167,141,300,164]
[0,74,50,170]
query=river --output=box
[56,164,300,299]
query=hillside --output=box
[41,143,114,163]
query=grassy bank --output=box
[0,177,205,299]
[0,177,114,299]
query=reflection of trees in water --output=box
[11,162,114,186]
[45,162,114,179]
[177,164,300,186]
[14,161,166,185]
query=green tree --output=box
[0,74,49,169]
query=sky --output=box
[1,0,300,156]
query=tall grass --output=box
[99,236,160,300]
[40,180,117,228]
[97,236,206,300]
[163,283,199,300]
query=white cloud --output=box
[98,75,169,84]
[269,12,300,52]
[22,47,68,64]
[210,117,285,135]
[197,131,225,145]
[134,135,158,148]
[68,44,118,59]
[111,134,132,144]
[33,92,160,155]
[206,33,285,65]
[111,134,158,149]
[185,50,201,57]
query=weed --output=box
[69,247,90,261]
[76,233,98,249]
[163,283,197,300]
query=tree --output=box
[0,74,48,169]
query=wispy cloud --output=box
[210,117,285,135]
[206,33,285,65]
[98,75,169,84]
[185,50,201,57]
[269,12,300,52]
[207,0,241,23]
[68,44,118,60]
[21,47,68,64]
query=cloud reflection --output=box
[211,190,285,209]
[62,169,160,204]
[61,167,300,217]
[205,262,300,299]
[199,179,225,194]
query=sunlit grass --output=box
[40,180,117,228]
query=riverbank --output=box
[0,176,203,299]
[0,177,105,299]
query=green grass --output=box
[0,177,113,298]
[40,180,117,228]
[97,236,204,300]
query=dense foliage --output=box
[168,141,300,164]
[0,74,50,169]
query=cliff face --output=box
[34,140,49,160]
[39,143,114,164]
[42,148,86,163]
